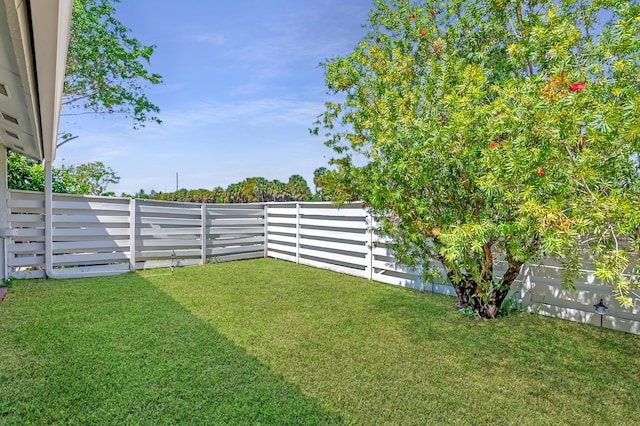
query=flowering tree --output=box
[317,0,639,317]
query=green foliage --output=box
[317,0,640,315]
[287,174,313,201]
[7,153,120,196]
[61,161,120,196]
[152,176,313,203]
[63,0,162,133]
[498,295,525,317]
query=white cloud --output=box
[161,98,323,128]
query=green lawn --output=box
[1,259,638,425]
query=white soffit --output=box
[0,0,71,162]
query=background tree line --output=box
[146,174,314,203]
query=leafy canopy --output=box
[8,154,120,196]
[63,0,162,134]
[317,0,640,315]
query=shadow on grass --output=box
[0,274,342,425]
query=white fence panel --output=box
[6,191,46,278]
[49,194,131,273]
[205,204,265,263]
[135,199,203,269]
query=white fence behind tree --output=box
[266,202,639,335]
[4,191,638,334]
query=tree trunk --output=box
[477,259,524,319]
[451,276,476,310]
[448,258,523,318]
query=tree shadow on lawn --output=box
[0,275,342,425]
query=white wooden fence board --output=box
[11,269,46,279]
[299,207,366,217]
[207,227,264,236]
[533,305,640,334]
[298,257,366,278]
[372,271,422,289]
[53,252,129,265]
[52,200,130,212]
[136,258,200,269]
[372,259,420,275]
[8,199,44,209]
[207,209,265,217]
[8,255,45,267]
[49,263,130,277]
[52,239,130,252]
[53,228,130,237]
[267,216,298,225]
[299,218,367,230]
[138,239,201,248]
[299,227,366,242]
[211,251,263,263]
[9,229,44,238]
[138,227,202,236]
[522,282,639,316]
[9,214,43,223]
[52,214,131,224]
[7,242,44,253]
[209,219,264,227]
[210,245,264,256]
[267,242,297,253]
[268,251,297,263]
[267,225,296,235]
[299,237,368,254]
[299,247,365,266]
[137,205,201,216]
[137,217,202,226]
[209,236,264,246]
[137,249,201,259]
[268,234,297,245]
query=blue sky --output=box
[57,0,373,195]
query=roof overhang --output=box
[0,0,72,162]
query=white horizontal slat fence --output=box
[4,192,638,334]
[5,191,266,277]
[265,202,639,335]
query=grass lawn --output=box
[1,259,639,425]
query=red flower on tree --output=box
[430,8,436,18]
[410,13,416,19]
[536,168,544,176]
[569,82,585,92]
[489,142,497,149]
[438,118,443,123]
[433,45,442,51]
[420,29,426,36]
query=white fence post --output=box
[44,161,53,277]
[129,198,136,271]
[263,203,268,258]
[0,148,8,281]
[365,209,373,280]
[201,203,207,264]
[295,202,301,264]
